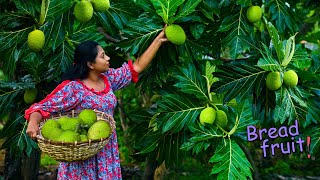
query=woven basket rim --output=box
[36,109,115,146]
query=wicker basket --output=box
[36,109,116,162]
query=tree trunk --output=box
[4,148,40,180]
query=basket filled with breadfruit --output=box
[36,109,116,162]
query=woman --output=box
[25,29,167,180]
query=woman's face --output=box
[91,45,110,72]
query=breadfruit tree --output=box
[0,0,320,179]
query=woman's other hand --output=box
[26,112,42,139]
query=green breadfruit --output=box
[47,128,63,141]
[165,24,186,45]
[246,6,262,23]
[57,131,80,142]
[199,107,216,125]
[91,0,110,12]
[27,29,45,52]
[283,70,298,88]
[79,109,97,127]
[60,118,81,132]
[266,71,282,91]
[56,116,69,126]
[24,88,38,104]
[74,0,93,23]
[253,21,264,32]
[87,121,111,140]
[79,134,88,142]
[41,119,60,139]
[215,110,228,129]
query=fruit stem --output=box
[209,102,219,111]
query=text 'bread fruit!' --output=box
[79,109,97,127]
[215,110,228,129]
[283,70,298,88]
[91,0,110,12]
[74,0,93,23]
[87,120,111,140]
[24,88,38,104]
[199,107,216,125]
[165,24,186,45]
[246,6,262,23]
[27,30,45,52]
[266,71,282,91]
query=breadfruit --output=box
[47,128,63,141]
[27,29,45,52]
[283,70,298,88]
[253,21,264,32]
[87,120,111,140]
[80,134,88,142]
[79,109,97,127]
[57,131,80,142]
[266,71,282,91]
[24,88,38,104]
[41,119,60,139]
[56,116,69,126]
[165,24,186,45]
[215,110,228,129]
[60,117,81,132]
[74,0,93,23]
[199,107,216,125]
[246,6,262,23]
[91,0,110,12]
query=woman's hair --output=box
[61,40,100,81]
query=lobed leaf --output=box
[209,139,253,179]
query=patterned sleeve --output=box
[24,80,82,121]
[104,60,139,91]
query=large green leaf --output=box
[209,139,253,179]
[174,63,209,101]
[135,129,186,166]
[71,21,104,45]
[42,14,66,52]
[0,90,23,122]
[267,0,300,33]
[96,1,134,36]
[118,17,162,55]
[157,93,203,133]
[291,45,312,70]
[46,0,74,21]
[234,100,259,140]
[237,0,251,7]
[180,123,223,154]
[274,87,308,124]
[218,7,251,59]
[150,0,184,23]
[199,0,220,21]
[171,0,202,24]
[305,98,320,127]
[48,41,74,78]
[264,19,284,63]
[302,127,320,155]
[13,0,38,17]
[256,43,281,71]
[0,26,32,51]
[212,64,266,103]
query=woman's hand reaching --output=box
[155,25,168,44]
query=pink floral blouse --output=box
[25,61,139,180]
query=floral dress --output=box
[25,61,139,180]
